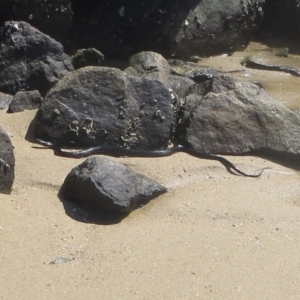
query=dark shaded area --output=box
[256,0,300,55]
[250,149,300,171]
[260,0,300,37]
[68,0,263,59]
[68,0,183,57]
[25,110,39,143]
[0,0,73,44]
[59,192,129,225]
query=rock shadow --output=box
[58,189,129,225]
[249,150,300,171]
[25,110,39,143]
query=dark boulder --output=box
[71,48,105,70]
[0,21,74,96]
[125,52,184,141]
[0,125,15,194]
[168,0,265,59]
[69,0,264,59]
[178,74,300,158]
[34,66,174,149]
[60,156,167,213]
[0,0,73,44]
[8,90,42,113]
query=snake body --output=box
[35,138,265,177]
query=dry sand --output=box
[1,41,300,299]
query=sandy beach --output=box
[1,41,300,299]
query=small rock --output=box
[8,90,42,113]
[60,156,167,213]
[49,257,73,265]
[189,56,202,63]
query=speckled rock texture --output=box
[34,66,174,149]
[0,21,74,96]
[60,156,167,213]
[178,74,300,159]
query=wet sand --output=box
[1,41,300,299]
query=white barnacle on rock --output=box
[53,108,60,115]
[119,6,125,17]
[168,88,175,100]
[12,23,19,30]
[0,158,10,174]
[184,19,189,26]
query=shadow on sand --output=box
[58,190,130,225]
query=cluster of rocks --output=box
[0,11,300,214]
[0,0,299,61]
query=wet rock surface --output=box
[0,21,74,96]
[60,156,167,213]
[0,125,15,194]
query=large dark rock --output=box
[0,125,15,194]
[34,66,174,149]
[178,74,300,158]
[0,21,74,96]
[69,0,264,59]
[0,0,73,44]
[60,156,167,213]
[125,52,182,139]
[8,90,42,113]
[71,48,105,70]
[168,0,265,59]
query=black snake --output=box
[35,138,266,177]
